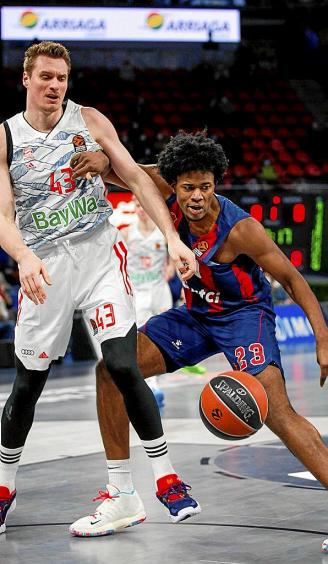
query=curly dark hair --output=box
[157,131,228,185]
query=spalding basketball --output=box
[199,371,268,440]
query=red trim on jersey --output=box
[113,242,132,295]
[183,286,193,310]
[231,264,257,301]
[16,290,23,326]
[257,310,264,341]
[169,201,184,229]
[199,262,217,291]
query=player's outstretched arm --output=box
[231,217,328,386]
[81,107,196,280]
[71,150,172,199]
[0,125,51,304]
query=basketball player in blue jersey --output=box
[0,42,200,536]
[70,131,328,538]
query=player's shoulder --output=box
[81,105,107,122]
[0,120,8,146]
[229,216,265,245]
[0,123,8,161]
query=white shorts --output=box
[135,281,173,327]
[85,280,173,360]
[15,221,136,370]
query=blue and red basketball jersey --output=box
[166,193,272,315]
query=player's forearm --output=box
[139,164,172,194]
[0,215,31,263]
[129,171,177,241]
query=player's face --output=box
[174,171,215,221]
[23,56,69,113]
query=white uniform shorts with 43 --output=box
[15,220,136,370]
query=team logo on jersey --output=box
[155,243,161,250]
[23,147,34,161]
[72,134,87,152]
[196,241,209,253]
[90,318,98,336]
[23,147,36,169]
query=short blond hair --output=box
[23,41,71,76]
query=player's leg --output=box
[70,327,200,537]
[70,306,210,536]
[145,281,173,408]
[258,365,328,551]
[97,308,215,519]
[257,364,328,487]
[96,331,165,462]
[221,306,328,487]
[0,249,74,534]
[0,357,51,533]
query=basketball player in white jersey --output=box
[0,41,200,537]
[122,197,174,327]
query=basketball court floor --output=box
[0,343,328,564]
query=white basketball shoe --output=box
[69,484,146,537]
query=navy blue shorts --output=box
[139,304,283,376]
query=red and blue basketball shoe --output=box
[0,487,16,534]
[156,474,201,523]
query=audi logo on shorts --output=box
[21,349,35,356]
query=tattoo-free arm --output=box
[0,125,51,304]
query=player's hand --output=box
[70,151,110,180]
[17,249,52,305]
[317,330,328,387]
[167,236,197,281]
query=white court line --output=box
[288,471,316,481]
[19,416,328,467]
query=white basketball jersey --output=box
[6,99,112,249]
[127,224,168,289]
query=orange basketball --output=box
[199,371,268,440]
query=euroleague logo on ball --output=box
[200,371,268,441]
[211,407,223,421]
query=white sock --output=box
[107,459,134,493]
[141,436,176,483]
[0,445,23,491]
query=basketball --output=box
[199,371,268,440]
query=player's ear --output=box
[22,72,29,89]
[171,182,176,192]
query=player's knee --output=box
[12,356,49,407]
[266,402,296,433]
[103,354,134,382]
[101,342,138,388]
